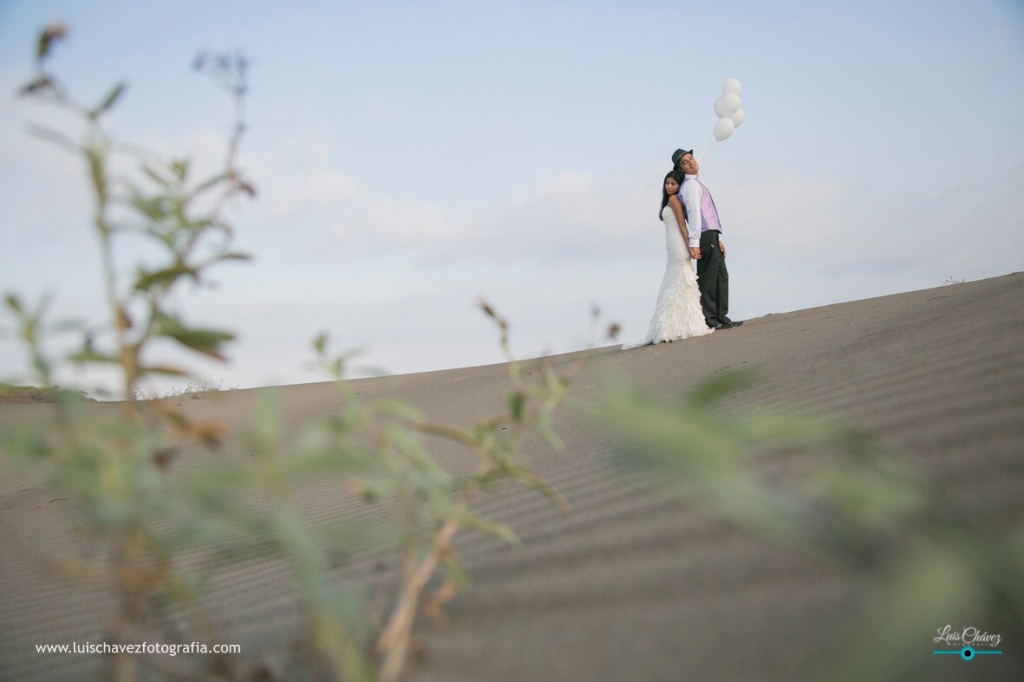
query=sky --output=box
[1,0,1022,396]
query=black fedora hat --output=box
[671,148,693,165]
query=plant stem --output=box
[377,515,461,682]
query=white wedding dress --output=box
[627,205,713,347]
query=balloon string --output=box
[697,133,715,162]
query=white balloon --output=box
[728,107,745,127]
[713,93,741,117]
[714,117,735,141]
[721,78,742,96]
[718,93,741,116]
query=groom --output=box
[672,148,742,330]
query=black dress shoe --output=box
[707,321,723,330]
[721,319,744,328]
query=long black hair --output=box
[660,170,685,221]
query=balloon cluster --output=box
[712,78,744,141]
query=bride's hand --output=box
[689,247,702,259]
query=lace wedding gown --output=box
[628,205,713,347]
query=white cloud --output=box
[718,173,848,250]
[497,171,654,255]
[271,170,360,217]
[260,162,664,260]
[360,198,461,244]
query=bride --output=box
[628,171,713,347]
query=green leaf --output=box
[134,265,195,292]
[154,312,234,360]
[174,329,234,360]
[36,24,68,61]
[67,349,119,365]
[137,364,190,377]
[455,509,520,546]
[171,159,189,181]
[508,390,526,424]
[374,399,424,422]
[84,146,108,205]
[313,332,329,355]
[321,518,399,553]
[128,191,175,221]
[31,356,51,381]
[191,171,230,197]
[18,77,53,97]
[685,368,756,409]
[507,467,569,512]
[4,294,23,314]
[183,217,216,232]
[141,165,173,189]
[92,82,126,118]
[27,125,78,153]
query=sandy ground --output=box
[1,273,1022,681]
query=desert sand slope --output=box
[1,273,1022,681]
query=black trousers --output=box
[697,230,729,326]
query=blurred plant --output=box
[16,26,253,402]
[590,368,1024,681]
[2,25,578,682]
[4,21,258,682]
[307,298,574,682]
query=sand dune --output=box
[2,273,1022,681]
